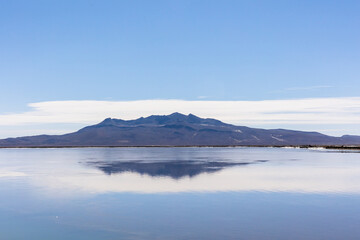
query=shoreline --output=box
[0,145,360,150]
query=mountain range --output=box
[0,112,359,147]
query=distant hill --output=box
[0,112,359,147]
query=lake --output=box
[0,147,360,239]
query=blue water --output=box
[0,147,360,239]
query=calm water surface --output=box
[0,147,360,239]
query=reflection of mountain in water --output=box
[89,160,267,179]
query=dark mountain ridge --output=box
[0,113,359,147]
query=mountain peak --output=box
[95,113,227,127]
[169,112,186,117]
[99,117,114,124]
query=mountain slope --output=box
[0,113,359,147]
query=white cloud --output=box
[0,97,360,137]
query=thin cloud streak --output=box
[0,98,359,128]
[269,85,334,94]
[284,85,334,91]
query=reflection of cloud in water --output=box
[88,160,266,179]
[0,171,27,177]
[2,148,360,195]
[36,164,360,195]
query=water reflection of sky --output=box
[1,147,360,240]
[1,147,360,195]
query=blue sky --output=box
[0,0,359,137]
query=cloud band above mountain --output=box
[0,97,359,138]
